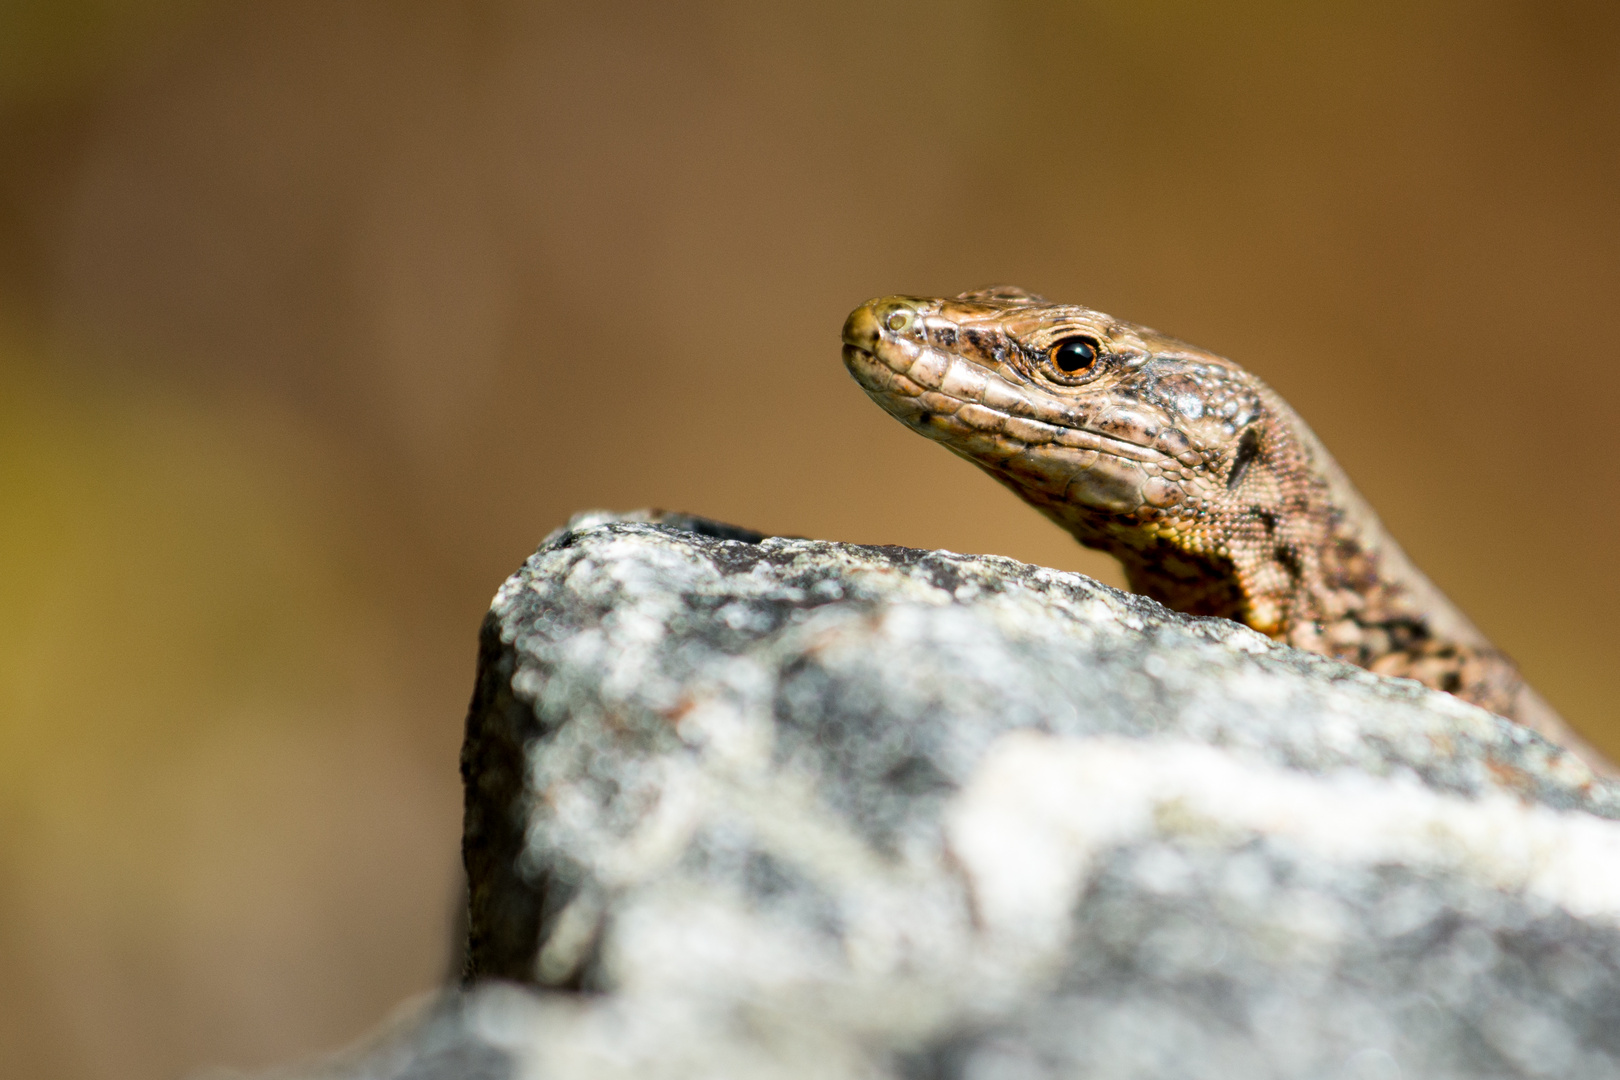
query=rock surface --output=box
[278,511,1620,1080]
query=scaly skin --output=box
[842,286,1606,771]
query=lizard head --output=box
[841,286,1316,630]
[839,290,1563,746]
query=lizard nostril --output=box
[876,300,919,335]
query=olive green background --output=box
[3,2,1618,1077]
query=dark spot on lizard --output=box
[1227,426,1261,490]
[1385,621,1430,650]
[964,329,999,360]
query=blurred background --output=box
[2,1,1617,1076]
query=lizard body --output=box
[842,286,1604,770]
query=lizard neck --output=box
[1278,399,1495,659]
[1046,388,1496,665]
[1110,391,1514,712]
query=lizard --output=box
[841,286,1609,772]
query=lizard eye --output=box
[1048,336,1099,374]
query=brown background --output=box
[2,1,1617,1077]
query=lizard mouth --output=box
[844,341,1162,464]
[842,338,1170,514]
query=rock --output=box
[282,511,1620,1079]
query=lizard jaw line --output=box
[844,343,1165,466]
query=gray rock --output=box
[285,511,1620,1079]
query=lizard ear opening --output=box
[956,285,1049,306]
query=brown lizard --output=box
[842,286,1607,771]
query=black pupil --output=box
[1052,337,1098,373]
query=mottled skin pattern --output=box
[842,287,1607,771]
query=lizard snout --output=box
[842,297,923,354]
